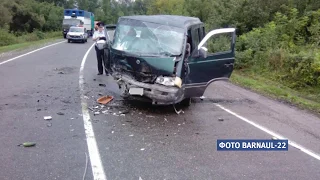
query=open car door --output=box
[103,24,117,73]
[184,28,236,97]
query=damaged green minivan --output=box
[103,15,236,106]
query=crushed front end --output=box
[110,51,185,105]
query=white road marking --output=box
[0,40,65,66]
[215,103,320,161]
[80,43,107,180]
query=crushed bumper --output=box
[116,75,184,105]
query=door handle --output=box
[224,63,234,67]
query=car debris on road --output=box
[44,116,52,120]
[97,95,114,105]
[18,142,36,147]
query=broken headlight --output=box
[155,76,182,88]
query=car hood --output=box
[111,50,177,82]
[67,32,84,36]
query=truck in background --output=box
[62,9,94,38]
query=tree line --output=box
[0,0,319,89]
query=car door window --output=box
[191,27,200,53]
[199,26,205,41]
[206,32,233,55]
[187,29,193,52]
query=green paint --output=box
[142,57,175,73]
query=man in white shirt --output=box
[93,23,108,75]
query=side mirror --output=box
[199,46,208,58]
[192,46,208,59]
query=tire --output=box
[179,98,192,107]
[68,39,70,43]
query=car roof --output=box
[118,15,203,28]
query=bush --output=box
[0,29,19,46]
[0,28,61,47]
[283,50,319,88]
[235,8,320,89]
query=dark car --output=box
[103,15,236,106]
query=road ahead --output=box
[1,39,320,180]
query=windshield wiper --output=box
[170,53,182,57]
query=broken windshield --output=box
[112,18,185,56]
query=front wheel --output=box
[179,98,192,107]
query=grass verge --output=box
[230,71,320,115]
[0,37,62,54]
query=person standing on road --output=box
[92,23,109,76]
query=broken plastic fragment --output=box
[140,148,145,151]
[119,109,130,114]
[173,105,184,115]
[97,96,114,105]
[102,110,109,114]
[44,116,52,120]
[18,142,36,147]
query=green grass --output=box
[230,71,320,114]
[0,30,62,53]
[0,37,62,54]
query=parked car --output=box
[66,26,88,43]
[103,15,236,106]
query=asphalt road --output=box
[1,39,320,180]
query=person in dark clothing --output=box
[92,23,109,75]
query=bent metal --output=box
[102,15,236,107]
